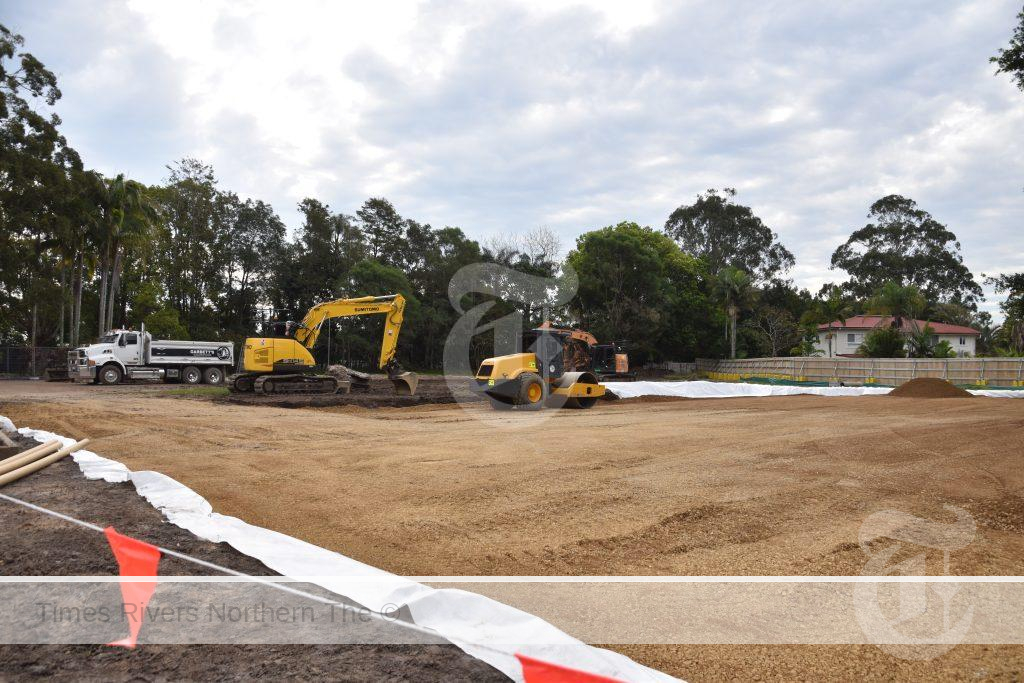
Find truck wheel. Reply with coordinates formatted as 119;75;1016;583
516;373;546;410
98;364;123;385
203;367;224;385
182;366;203;385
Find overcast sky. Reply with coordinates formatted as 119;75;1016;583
7;0;1024;316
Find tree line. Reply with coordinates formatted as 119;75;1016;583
3;17;1024;370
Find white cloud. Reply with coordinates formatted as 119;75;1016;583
6;0;1024;317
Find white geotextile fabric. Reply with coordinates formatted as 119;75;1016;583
603;380;1024;400
603;380;891;399
2;417;677;683
969;389;1024;398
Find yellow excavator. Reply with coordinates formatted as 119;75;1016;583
228;294;418;396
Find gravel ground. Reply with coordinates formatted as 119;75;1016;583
3;380;1024;680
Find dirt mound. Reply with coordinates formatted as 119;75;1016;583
889;377;973;398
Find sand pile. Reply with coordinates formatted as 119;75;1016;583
890;377;973;398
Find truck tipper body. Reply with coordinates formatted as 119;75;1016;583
69;326;234;385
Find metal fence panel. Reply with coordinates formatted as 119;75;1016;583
644;362;697;375
0;347;66;378
696;356;1024;387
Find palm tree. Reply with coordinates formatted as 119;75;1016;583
1000;319;1024;355
714;266;754;359
906;323;938;358
866;282;928;357
95;175;160;333
867;282;926;332
818;285;852;358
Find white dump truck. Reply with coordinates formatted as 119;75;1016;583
68;326;235;385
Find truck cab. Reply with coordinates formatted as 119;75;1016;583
69;326;234;385
69;329;141;383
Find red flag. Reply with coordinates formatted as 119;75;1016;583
104;526;161;648
516;653;626;683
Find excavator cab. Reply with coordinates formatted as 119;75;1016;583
590;341;632;379
522;327;630;380
267;320;307;339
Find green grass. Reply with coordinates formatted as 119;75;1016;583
165;386;230;398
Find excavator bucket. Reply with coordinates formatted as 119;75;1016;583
391;371;419;396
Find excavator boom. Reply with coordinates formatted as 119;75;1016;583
294;294;406;371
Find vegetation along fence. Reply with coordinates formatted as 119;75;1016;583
643;361;697;375
695;357;1024;388
0;347;66;378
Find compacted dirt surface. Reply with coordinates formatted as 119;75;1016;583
222;375;482;409
2;379;1023;680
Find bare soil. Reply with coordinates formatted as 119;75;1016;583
890;378;975;399
0;431;504;682
2;380;1024;680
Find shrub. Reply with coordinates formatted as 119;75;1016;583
932;340;956;358
859;326;906;357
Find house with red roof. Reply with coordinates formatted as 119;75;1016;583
815;315;979;358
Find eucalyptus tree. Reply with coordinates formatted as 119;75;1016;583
831;195;981;306
0;23;82;344
992;8;1024;92
665;188;794;282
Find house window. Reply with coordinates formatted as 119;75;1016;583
959;337;965;345
847;333;856;343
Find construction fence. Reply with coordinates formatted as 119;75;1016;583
0;347;66;378
695;356;1024;388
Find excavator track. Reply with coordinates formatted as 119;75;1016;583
253;374;339;395
228;373;257;393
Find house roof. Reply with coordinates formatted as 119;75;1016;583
817;315;979;336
